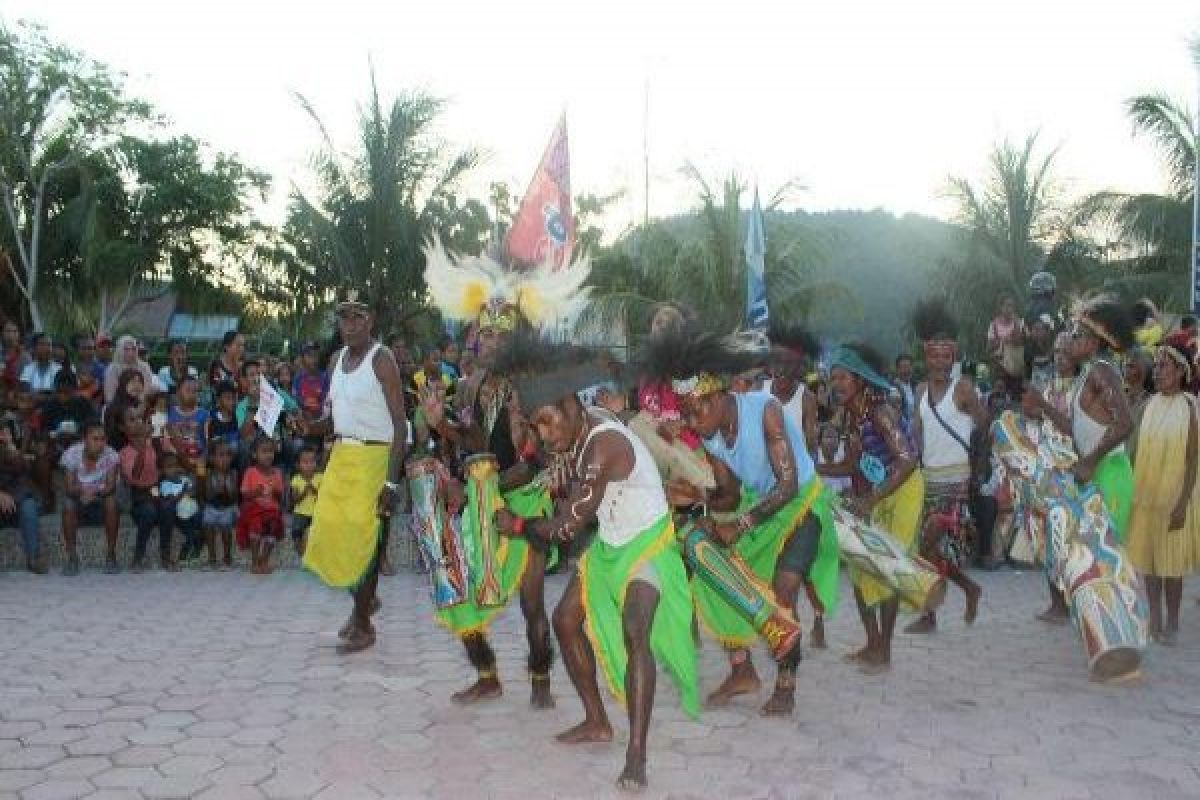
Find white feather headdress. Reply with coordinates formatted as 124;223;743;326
422;238;591;330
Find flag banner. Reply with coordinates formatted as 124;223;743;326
745;188;769;330
506;115;574;269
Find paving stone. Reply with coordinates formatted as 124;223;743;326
0;746;64;770
43;756;112;779
0;770;43;792
17;780;94;800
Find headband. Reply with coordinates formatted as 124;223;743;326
922;341;956;358
672;372;725;398
829;347;894;392
1158;345;1194;386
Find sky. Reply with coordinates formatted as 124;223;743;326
6;0;1199;235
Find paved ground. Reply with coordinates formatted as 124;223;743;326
1;566;1199;800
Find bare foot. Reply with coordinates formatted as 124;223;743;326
760;687;795;716
964;586;981;626
338;597;383;639
555;719;614;744
1035;606;1069;625
705;668;761;708
530;680;555;710
810;617;827;649
336;625;376;655
858;649;891;675
616;757;647;792
451;677;502;705
842;644;875;664
904;615;936;634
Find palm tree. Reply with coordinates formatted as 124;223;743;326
580;164;848;343
1072;82;1197;308
259;68;488;336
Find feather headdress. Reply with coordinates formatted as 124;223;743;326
1071;292;1134;352
422;238;591;331
768;323;820;365
910;298;959;342
636;324;758;398
493;328;613;411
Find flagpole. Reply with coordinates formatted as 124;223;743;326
643;78;650;229
1192;57;1200;312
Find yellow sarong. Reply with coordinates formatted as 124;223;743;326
1128;394;1200;577
854;470;925;608
303;442;391;588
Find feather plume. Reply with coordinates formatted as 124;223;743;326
494;328;611;411
635;324;759;384
910;298;959;341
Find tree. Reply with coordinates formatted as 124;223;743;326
580;164;847;343
945;132;1063;290
1071;79;1198;308
0;21;150;330
258;69;485;336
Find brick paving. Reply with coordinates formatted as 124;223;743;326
1;565;1198;799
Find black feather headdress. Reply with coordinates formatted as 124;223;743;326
1075;293;1134;352
493;329;613;412
635;324;759;397
911;298;959;342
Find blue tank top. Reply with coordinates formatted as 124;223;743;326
704;390;815;496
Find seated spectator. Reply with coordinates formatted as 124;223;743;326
120;414;174;573
1;319;31;405
150;394;169;448
159;452;200;564
72;334;107;409
5;382;52;510
440;338;462;381
166;376;209;475
292;342;328;420
236;360;298;456
156;340;198;398
20;333;61;396
288;446;322;556
237;437;284;575
988;294;1025;382
60;421;121;576
208;331;244;388
43;370;95;448
103;335;161;405
95;334;114;371
0;418;46;573
207;381;240;453
201;440;238;569
51;340;69;368
104;368;150;451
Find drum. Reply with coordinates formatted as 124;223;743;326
463;452;505;607
831;504;947;613
675;518;801;661
407;457;469;609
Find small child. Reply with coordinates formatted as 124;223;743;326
201;441;239;569
159;452;200;564
119;415;174;573
167;376;209;477
236;437;284;574
207;381;240;454
150;394;169;447
288;447;322;556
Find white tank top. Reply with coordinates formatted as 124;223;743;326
767;380;807;436
577;416;668;547
918;378;974;478
330;343;394;443
1070;361;1123;459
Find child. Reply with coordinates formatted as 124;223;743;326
816;423;852;496
206;381;240;455
201;441;239;569
119;413;175;573
159;452;200;564
150;394;169;448
988;294;1025;382
236;437;284;574
167;376;209;477
288;447;322;556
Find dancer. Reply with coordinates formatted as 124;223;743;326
828;344;924;673
495;336;697;791
1127;340;1200;645
1030;295;1135;541
301;289;409;654
419;239;590;708
643;327;839;714
906;300;985;633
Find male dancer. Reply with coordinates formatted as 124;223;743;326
419;240;589;708
301;289;409;654
496;339;697;791
906;300;986;633
644;328;839;715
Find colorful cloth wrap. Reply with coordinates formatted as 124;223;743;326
579;514;699;718
435;482;552;636
1092;450;1133;544
302;442;391;588
693;477;840;648
921;477;974;573
853;470;926;608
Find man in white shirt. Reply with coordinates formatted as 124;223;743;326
19;333;61;394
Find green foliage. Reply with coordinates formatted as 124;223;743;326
257;69;485;338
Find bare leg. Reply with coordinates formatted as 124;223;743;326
1163;576;1182;645
339;530;381;654
1144;574;1163;641
803;580;826;648
452;633;503;703
762;568;801;716
520;548;555;709
618;580;659;791
861;597;897;674
221;528;233;567
845;587;880;662
948;566;982;625
706;648;761;707
61;508;79;573
102;498;120;562
552;571;613;743
1036;577;1070;624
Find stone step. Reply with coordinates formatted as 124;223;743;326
0;512;422;572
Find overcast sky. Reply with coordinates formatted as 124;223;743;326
6;0;1199;234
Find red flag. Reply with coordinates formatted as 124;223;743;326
506;115;573;269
